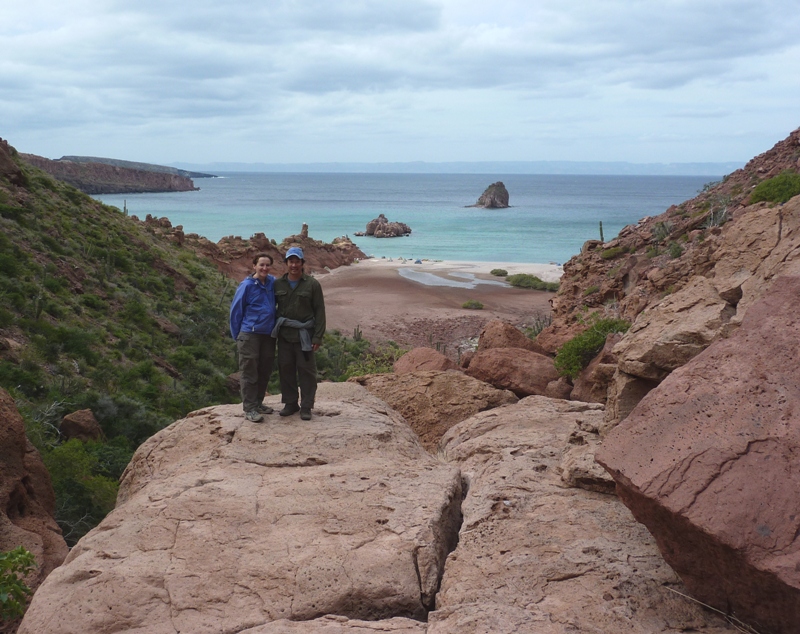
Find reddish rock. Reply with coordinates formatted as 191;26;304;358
465;348;560;398
458;350;474;369
351;370;517;451
393;347;458;374
365;214;411;238
470;181;509;209
475;320;545;354
597;276;800;634
0;388;68;616
60;409;104;442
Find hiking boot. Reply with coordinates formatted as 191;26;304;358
256;403;274;414
245;410;264;423
279;402;300;417
300;408;312;421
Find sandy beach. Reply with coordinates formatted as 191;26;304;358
319;258;561;357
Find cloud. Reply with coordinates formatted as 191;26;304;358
2;0;799;163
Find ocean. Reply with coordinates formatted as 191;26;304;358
95;173;716;265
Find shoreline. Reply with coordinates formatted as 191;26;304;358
319;256;557;357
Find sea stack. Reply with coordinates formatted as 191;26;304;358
472;181;509;208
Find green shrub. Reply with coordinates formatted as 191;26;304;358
668;241;684;259
506;273;559;292
599;246;625;260
582;285;599;297
0;546;36;621
651;221;673;243
554;318;631;379
489;268;508;276
462;299;484;309
81;294;106;310
749;172;800;204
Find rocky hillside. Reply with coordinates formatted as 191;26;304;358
19;153;198;194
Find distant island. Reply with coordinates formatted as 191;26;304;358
20;154;215;195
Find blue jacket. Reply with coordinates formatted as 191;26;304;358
229;275;276;339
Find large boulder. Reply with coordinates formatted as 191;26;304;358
0;389;68;610
59;409;104;441
597;276;800;634
475;320;545;354
429;396;734;633
393;348;458;374
351;370;517;451
465;348;562;398
19;384;462;633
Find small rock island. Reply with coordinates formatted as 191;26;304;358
355;213;411;238
469;181;510;208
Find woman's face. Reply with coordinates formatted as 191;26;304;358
253;257;271;282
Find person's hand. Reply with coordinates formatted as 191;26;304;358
312;343;320;352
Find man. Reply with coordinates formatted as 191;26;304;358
272;246;326;420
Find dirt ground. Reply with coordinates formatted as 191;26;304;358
318;259;558;360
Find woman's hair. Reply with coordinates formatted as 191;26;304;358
252;252;273;265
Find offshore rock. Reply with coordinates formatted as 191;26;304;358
351;370;517;451
430;396;735;633
19;384;462;634
470;182;509;208
365;214;412;238
597;276;800;634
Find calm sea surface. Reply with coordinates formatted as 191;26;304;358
95;173;715;264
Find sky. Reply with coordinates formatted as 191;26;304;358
2;0;799;167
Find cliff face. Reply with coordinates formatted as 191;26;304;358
19;153;198;194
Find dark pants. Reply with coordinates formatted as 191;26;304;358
277;339;318;409
237;333;275;412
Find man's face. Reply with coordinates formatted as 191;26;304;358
287;256;303;279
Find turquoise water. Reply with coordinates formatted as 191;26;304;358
96;173;714;264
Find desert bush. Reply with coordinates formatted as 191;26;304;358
506;273;559;292
462;299;484;309
554;318;630;379
651;221;673;243
668;241;684;259
490;268;508;276
523;312;552;339
582;285;599;297
599;246;625;260
749;172;800;204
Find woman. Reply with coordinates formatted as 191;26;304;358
229;253;277;422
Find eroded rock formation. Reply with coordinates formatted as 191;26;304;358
392;348;458;374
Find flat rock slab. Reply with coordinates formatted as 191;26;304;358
242;615;427;632
430;396;736;633
20;383;462;634
597;275;800;634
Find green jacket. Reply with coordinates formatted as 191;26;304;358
274;273;326;345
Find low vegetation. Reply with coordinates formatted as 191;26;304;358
749;171;800;204
554;318;631;379
0;547;35;621
506;273;559;292
489;268;508;276
461;299;484;309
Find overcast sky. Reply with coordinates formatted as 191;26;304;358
3;0;799;166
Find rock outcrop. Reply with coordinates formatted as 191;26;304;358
59;409;104;442
536;128;800;430
19;384;463;633
469;182;509;208
137;216;366;278
361;214;411;238
392;348;458;374
475;319;546;354
20;154;198;194
597;276;800;634
350;370;517;451
431;396;735;633
0;389;69;616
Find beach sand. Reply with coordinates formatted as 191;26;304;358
318;258;561;357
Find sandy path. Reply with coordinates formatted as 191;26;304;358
318;259;560;358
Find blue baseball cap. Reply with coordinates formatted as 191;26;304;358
285;246;305;261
